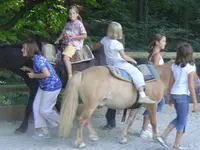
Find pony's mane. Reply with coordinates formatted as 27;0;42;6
0;43;22;48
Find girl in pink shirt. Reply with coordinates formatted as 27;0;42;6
55;5;87;79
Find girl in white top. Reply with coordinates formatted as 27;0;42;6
140;34;167;139
157;43;198;149
92;21;155;104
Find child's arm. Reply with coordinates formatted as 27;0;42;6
27;67;50;79
119;50;137;64
55;34;64;44
150;53;160;66
188;71;198;112
68;33;87;40
166;71;175;106
90;42;103;51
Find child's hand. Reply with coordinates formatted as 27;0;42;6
27;72;35;79
67;35;74;40
166;94;172;107
20;66;33;72
55;39;59;44
131;59;137;65
192;103;198;112
168;99;173;107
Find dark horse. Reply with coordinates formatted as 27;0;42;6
0;43;106;133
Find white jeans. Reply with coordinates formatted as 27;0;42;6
33;88;61;129
113;61;145;89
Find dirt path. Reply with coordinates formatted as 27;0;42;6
0;104;200;150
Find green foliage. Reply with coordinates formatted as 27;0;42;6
0;69;28;106
2;0;200;105
0;92;28;106
0;0;67;42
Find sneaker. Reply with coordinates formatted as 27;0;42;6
156;136;168;148
138;96;156;104
147;124;152;132
140;130;152;139
173;146;188;150
32;132;51;139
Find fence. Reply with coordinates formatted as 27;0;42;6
1;51;200;93
1;51;200;120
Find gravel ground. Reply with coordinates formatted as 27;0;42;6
0;104;200;150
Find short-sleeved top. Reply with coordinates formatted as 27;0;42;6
62;19;87;50
170;63;196;95
33;55;62;91
100;36;126;65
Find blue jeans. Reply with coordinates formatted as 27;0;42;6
170;94;189;131
143;97;165;116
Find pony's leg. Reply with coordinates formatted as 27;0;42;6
146;104;158;138
87;120;99;141
55;100;61;112
15;88;36;134
120;109;139;144
76;107;97;148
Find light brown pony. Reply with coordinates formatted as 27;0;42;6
58;62;172;148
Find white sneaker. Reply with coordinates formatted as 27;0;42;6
138;96;156;104
147;124;152;132
140;130;153;139
173;146;188;150
32;132;51;139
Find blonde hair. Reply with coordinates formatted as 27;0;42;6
107;21;123;39
23;41;41;58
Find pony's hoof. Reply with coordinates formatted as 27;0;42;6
119;137;127;144
75;141;86;149
89;134;99;141
97;105;103;109
14;127;27;134
14;122;28;134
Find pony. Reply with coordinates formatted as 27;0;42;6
58;62;172;148
0;43;106;134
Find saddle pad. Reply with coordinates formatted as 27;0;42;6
137;64;159;81
106;66;132;82
71;45;94;64
41;42;56;62
107;64;159;83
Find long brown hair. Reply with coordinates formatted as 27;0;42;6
148;34;165;53
23;40;41;58
175;42;195;67
67;5;82;22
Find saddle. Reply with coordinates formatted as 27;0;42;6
106;64;159;83
41;42;94;64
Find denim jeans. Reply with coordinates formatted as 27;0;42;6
170;94;189;131
143;97;165;116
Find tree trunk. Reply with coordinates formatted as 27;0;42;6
64;0;71;7
183;7;189;29
143;0;148;23
136;0;144;22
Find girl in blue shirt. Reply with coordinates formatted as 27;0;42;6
21;41;61;139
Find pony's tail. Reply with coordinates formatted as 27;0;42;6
58;72;82;137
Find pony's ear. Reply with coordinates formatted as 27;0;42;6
166;59;175;64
